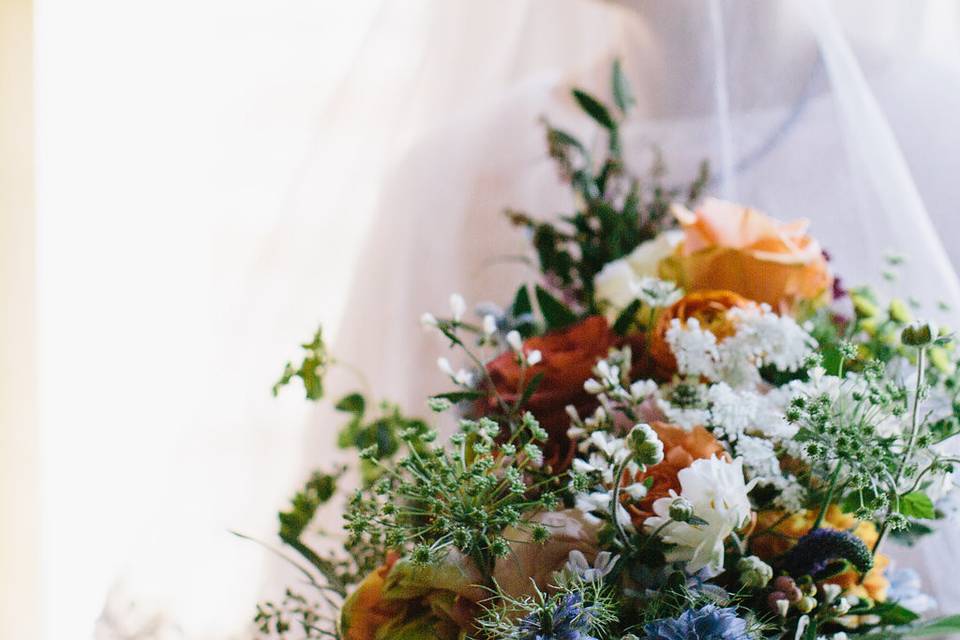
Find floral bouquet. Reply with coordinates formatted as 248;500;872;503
254;63;960;640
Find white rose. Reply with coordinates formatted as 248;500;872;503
593;259;638;321
625;230;683;277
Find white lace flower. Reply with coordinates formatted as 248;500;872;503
646;456;756;574
666;318;719;379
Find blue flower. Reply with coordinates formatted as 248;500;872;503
642;604;751;640
887;566;937;613
517;592;599;640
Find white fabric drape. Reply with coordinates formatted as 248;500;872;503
25;1;960;637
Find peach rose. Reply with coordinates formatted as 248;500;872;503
750;505;889;602
484;316;615;469
625;422;726;526
660;198;832;309
647;290;752;378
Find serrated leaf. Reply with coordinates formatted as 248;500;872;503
572;89;616;130
611;59;635;113
334;392;365;416
535;285;579;330
612;299;642;336
898;491;936;519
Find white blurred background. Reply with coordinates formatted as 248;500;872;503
4;1;960;639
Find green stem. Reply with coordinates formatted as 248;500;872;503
812;461;842;530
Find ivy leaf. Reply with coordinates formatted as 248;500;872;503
611;59;635;113
572;89;616;130
535;285;579;330
898;491;936;519
612;299;642;336
334;392;365;416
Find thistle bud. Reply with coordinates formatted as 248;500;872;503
737;556;773;589
902;321;935;347
627;423;664;466
668;497;695;523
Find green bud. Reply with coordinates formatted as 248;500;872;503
628;423;664;466
889;298;912;324
852;294;880;319
902;321;935;346
668;497;695;523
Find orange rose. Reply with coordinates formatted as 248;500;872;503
660;198;832;309
484;316;615;469
341;553;406;640
625;422;725;526
750;506;889;602
647;290;752;378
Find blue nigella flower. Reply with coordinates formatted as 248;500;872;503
516;592;599;640
642;604;752;640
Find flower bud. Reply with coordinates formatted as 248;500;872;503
831;597;852;616
797;596;817;614
889;298;912;324
627;423;664;466
737;556;773;589
668;497;695;523
902;321;935;346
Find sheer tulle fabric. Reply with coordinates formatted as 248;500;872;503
319;0;960;613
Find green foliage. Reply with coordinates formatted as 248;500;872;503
897;491;936;520
273;325;330;400
535;284;578;330
344;413;561;579
507;61;709;312
335;393;428;485
278;471;340;542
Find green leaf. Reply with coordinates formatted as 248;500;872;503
334;392;366;416
512;284;533;317
899;491;936;519
517;372;546;409
611;59;635;113
547;127;588;156
866;602;921;626
612;299;642;336
535;285;579;330
905;614;960;637
572;89;616;130
431;390;485;403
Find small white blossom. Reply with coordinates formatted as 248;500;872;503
437;357;455;377
420;312;438;328
506;330;523;352
526;349;542;366
482;314;497;337
449;293;466;322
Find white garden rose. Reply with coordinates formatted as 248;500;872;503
593;230;684;320
645;456;756;575
625;229;683;277
593;259;637;320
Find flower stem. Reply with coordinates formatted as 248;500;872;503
812;461;842;530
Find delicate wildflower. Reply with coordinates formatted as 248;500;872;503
449;293;466;322
564;550;619;583
642;604;751;640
